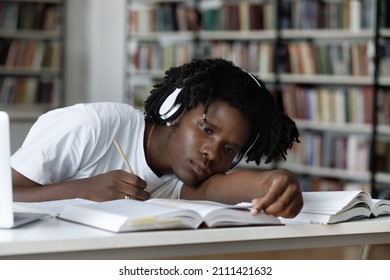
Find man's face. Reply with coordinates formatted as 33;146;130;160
167;100;251;186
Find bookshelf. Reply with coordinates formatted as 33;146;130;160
0;0;65;121
196;0;277;85
126;0;390;197
273;0;390;198
126;0;199;108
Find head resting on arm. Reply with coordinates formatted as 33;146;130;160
144;58;299;167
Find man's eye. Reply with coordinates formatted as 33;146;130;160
200;123;212;135
225;145;235;155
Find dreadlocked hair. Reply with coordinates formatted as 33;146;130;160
144;58;300;165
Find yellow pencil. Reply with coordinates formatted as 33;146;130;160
113;139;134;174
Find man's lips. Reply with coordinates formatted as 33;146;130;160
190;159;211;177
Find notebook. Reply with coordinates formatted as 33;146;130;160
0;111;48;228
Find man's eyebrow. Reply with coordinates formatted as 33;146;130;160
202;114;217;130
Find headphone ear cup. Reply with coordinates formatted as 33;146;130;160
159;88;183;122
229;134;259;170
230;152;244;170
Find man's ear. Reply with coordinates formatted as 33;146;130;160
167;112;183;127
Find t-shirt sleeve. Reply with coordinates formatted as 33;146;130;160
11;105;100;185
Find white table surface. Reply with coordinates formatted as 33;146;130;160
1;215;390;259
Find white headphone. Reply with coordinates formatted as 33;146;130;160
159;88;183;122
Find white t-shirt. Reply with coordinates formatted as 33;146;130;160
11;102;183;199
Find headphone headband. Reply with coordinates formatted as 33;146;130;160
230;70;262;169
243;70;262;88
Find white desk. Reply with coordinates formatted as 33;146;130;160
1;216;390;259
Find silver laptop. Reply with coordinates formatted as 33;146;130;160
0;111;47;228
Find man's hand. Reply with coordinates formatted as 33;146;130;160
181;168;303;219
249;169;303;218
85;170;150;201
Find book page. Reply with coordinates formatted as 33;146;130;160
371;199;390;217
67;199;198;219
148;199;250;218
59;199;203;232
13;198;96;217
148;199;280;227
300;191;371;215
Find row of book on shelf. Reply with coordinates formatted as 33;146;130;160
281;85;376;125
128;39;384;78
0;39;61;70
0;77;59;105
284;86;390;126
128;1;199;33
286;131;370;173
199;0;373;31
128;0;272;33
378;89;390;126
198;0;274;31
286;130;390;174
128;41;194;73
129;41;274;75
285;41;372;76
0;1;60;31
278;0;375;30
128;0;375;33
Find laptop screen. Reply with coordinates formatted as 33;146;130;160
0;111;15;227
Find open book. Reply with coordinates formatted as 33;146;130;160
281;190;390;224
37;198;280;232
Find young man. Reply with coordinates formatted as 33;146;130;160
11;58;302;218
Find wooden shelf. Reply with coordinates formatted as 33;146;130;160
295;120;373;135
0;67;61;77
0;30;61;40
129;31;195;41
279;74;374;86
198;30;276;41
280;29;375;40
